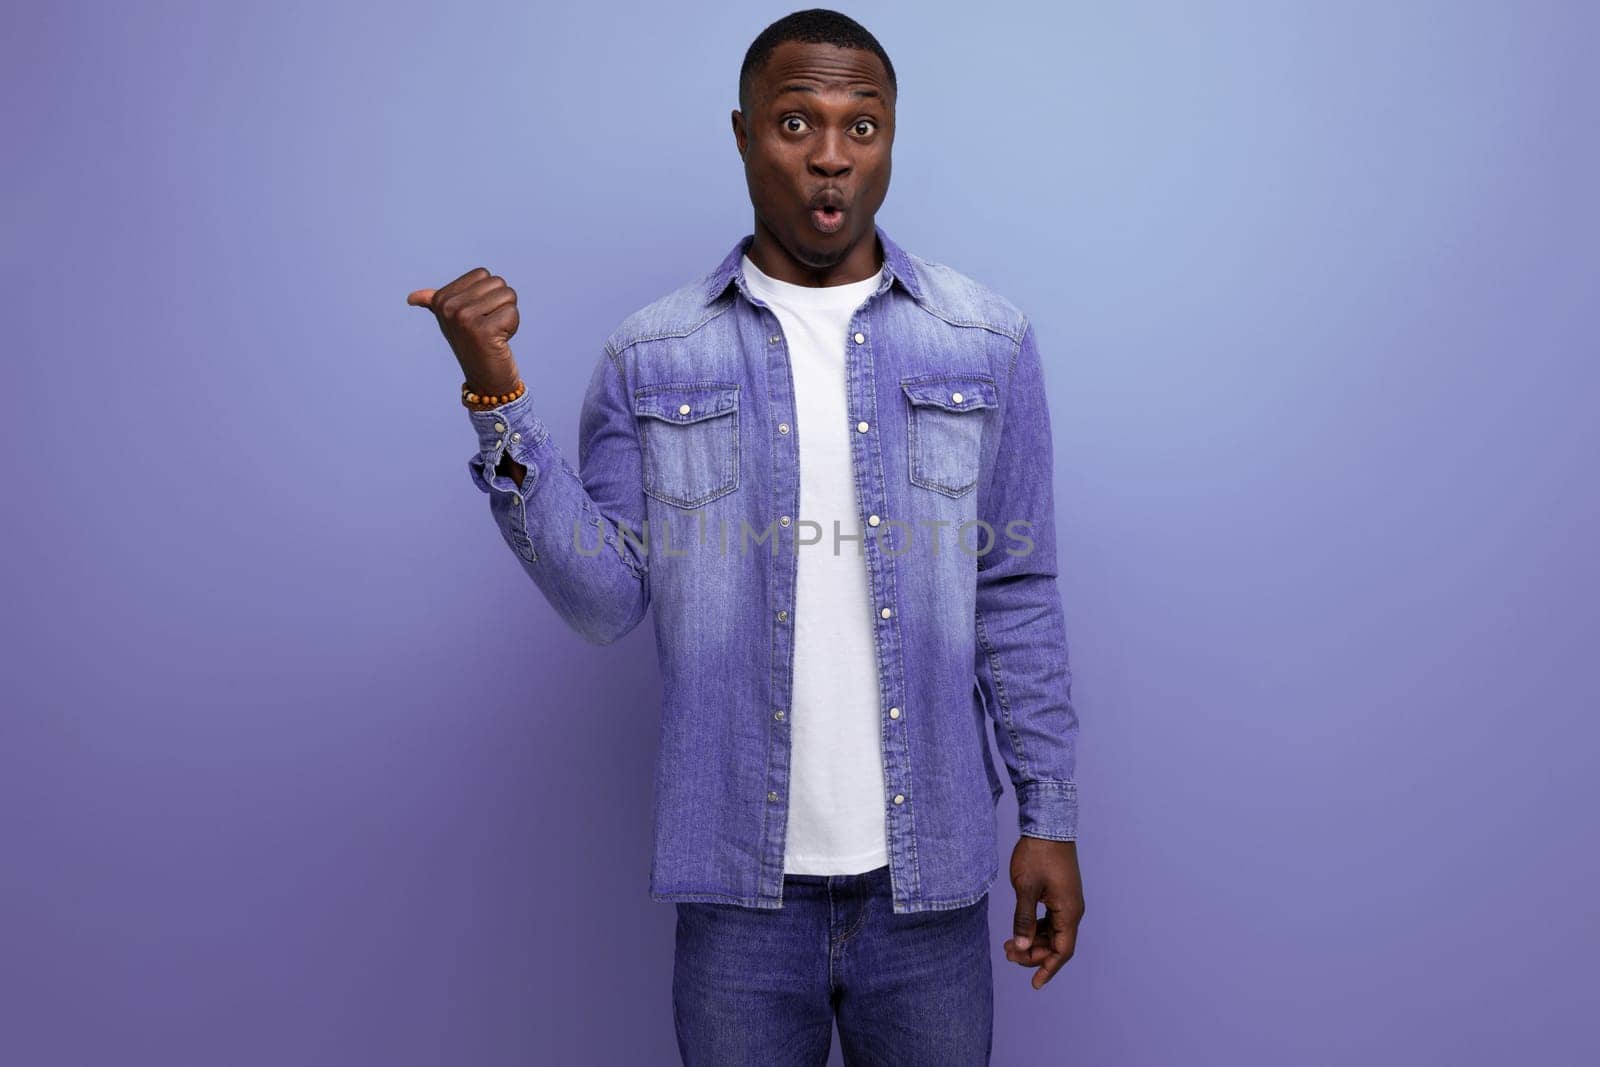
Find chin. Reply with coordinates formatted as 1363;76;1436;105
788;229;852;269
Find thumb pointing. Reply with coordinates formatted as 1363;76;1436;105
406;288;437;308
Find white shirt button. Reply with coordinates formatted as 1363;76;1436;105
856;420;869;433
779;422;790;434
769;791;779;802
769;334;781;344
777;609;788;622
510;431;521;443
880;606;892;619
853;332;865;344
774;709;785;721
951;391;963;404
780;515;791;526
493;421;506;432
889;706;900;719
893;794;905;805
493;438;503;448
867;514;880;527
678;403;691;415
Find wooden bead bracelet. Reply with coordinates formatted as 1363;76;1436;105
461;377;526;410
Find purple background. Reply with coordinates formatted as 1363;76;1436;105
4;2;1596;1063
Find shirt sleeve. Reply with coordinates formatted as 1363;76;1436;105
973;318;1081;841
464;344;651;645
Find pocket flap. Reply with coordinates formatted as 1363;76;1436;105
900;374;998;412
633;382;740;424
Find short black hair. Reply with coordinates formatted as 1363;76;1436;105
738;9;897;114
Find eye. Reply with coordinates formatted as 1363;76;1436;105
782;115;810;133
852;119;878;136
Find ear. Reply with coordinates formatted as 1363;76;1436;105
730;108;746;159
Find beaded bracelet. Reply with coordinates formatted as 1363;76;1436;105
461;377;526;410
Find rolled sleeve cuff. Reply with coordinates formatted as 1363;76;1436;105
1016;781;1079;842
465;390;550;497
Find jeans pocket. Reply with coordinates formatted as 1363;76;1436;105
633;381;741;508
901;373;998;497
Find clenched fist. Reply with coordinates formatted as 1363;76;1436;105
407;268;521;395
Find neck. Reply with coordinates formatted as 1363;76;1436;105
746;218;882;287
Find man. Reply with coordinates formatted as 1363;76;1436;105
407;9;1083;1064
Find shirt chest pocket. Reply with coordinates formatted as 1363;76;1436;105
633;382;741;508
900;373;999;498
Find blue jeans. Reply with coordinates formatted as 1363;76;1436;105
672;864;994;1065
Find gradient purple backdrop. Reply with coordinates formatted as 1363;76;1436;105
3;1;1596;1064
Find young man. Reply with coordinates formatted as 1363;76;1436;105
408;9;1083;1063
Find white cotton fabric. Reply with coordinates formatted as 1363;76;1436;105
741;251;890;876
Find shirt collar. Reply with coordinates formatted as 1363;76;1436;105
702;221;923;306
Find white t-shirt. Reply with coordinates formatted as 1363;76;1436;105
741;252;890;876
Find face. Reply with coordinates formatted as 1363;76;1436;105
732;40;895;275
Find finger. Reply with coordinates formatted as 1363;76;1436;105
1005;912;1054;966
1007;935;1052;962
1051;905;1080;963
1011;881;1043;952
1005;940;1051;966
480;304;518;350
1031;904;1080;989
406;288;437;307
1046;884;1085;957
436;273;508;321
474;283;517;318
427;267;493;314
1033;942;1068;989
481;299;518;330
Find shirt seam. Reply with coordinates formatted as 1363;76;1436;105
974;602;1029;780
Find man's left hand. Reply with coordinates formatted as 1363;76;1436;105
1003;836;1084;990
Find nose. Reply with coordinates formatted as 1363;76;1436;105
808;127;852;178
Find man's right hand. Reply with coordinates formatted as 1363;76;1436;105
407;268;522;395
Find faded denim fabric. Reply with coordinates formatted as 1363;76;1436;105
464;224;1079;914
672;864;992;1064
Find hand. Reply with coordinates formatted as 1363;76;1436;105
407;267;521;395
1003;836;1084;990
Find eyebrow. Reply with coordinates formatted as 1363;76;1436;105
774;82;881;100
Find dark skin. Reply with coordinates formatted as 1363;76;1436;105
406;39;1084;988
731;39;890;287
1006;835;1086;989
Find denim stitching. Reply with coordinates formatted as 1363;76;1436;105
632;381;741;509
609;300;733;352
973;603;1028;780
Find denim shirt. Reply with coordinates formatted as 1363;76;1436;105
463;224;1080;913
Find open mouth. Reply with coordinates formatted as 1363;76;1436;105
809;204;845;234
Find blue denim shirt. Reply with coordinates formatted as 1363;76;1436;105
464;224;1079;913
